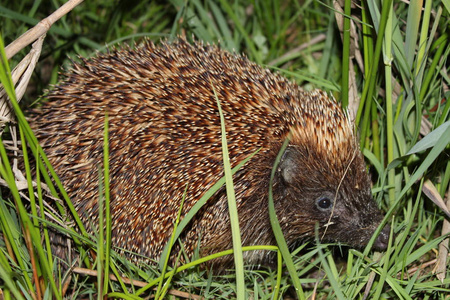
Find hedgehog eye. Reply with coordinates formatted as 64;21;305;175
316;196;333;211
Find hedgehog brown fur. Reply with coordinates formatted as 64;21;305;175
28;38;389;269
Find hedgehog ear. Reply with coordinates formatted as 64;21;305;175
279;146;297;185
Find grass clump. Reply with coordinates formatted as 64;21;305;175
0;0;449;299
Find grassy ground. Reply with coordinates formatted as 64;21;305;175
0;0;449;299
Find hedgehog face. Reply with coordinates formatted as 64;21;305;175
275;144;389;250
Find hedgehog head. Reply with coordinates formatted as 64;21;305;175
271;90;389;250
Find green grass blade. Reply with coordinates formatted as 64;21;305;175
340;0;351;108
404;0;423;70
214;81;245;299
384;0;395;204
102;114;112;296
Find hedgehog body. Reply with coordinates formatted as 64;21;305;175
29;39;388;268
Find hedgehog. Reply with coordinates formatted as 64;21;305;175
28;38;389;269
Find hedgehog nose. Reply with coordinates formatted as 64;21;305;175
374;225;391;251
